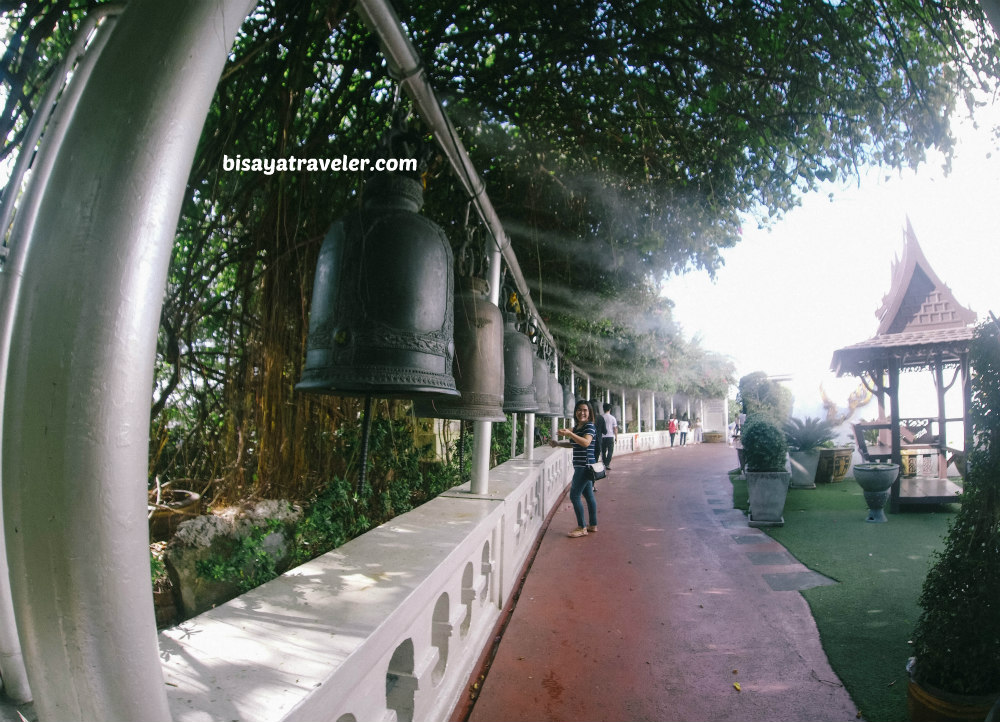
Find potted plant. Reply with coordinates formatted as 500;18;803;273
908;324;1000;721
741;416;791;527
148;481;202;542
783;416;835;489
816;442;855;483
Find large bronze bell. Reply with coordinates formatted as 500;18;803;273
413;277;506;422
550;371;564;417
501;313;538;413
562;382;576;417
532;354;555;418
296;174;459;399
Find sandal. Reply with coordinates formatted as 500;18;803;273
567;527;588;538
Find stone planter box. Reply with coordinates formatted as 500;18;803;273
789;449;821;489
746;470;791;527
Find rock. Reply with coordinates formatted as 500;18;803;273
164;500;302;621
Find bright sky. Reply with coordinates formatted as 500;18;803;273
661;98;1000;420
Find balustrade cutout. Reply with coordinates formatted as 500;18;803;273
386;639;417;722
460;563;474;637
431;593;450;685
480;540;492;604
514;501;524;546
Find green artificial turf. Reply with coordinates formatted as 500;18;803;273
731;475;958;722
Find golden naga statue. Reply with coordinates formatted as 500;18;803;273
820;382;873;426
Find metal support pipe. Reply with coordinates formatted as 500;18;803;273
0;5;125;251
525;413;535;460
551;355;560;437
621;388;627;433
354;0;560;355
1;1;253;719
0;7;122;705
510;413;518;458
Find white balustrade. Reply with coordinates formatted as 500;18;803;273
160;433;669;722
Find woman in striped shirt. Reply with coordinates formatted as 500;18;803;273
549;399;598;537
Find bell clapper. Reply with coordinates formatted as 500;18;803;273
358;393;374;493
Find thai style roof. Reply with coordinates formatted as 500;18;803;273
831;219;976;376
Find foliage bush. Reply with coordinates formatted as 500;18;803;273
196;518;285;594
290;415;470;567
737;372;793;425
741;416;788;472
184;412;473;592
783;416;836;452
910;323;1000;695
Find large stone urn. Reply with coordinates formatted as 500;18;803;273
853;463;899;522
746;471;791;527
789;449;821;489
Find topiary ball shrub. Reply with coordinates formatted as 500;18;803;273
741;416;788;472
910;322;1000;697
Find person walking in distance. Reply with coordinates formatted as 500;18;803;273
679;414;690;446
549;400;598;537
668;415;678;447
600;402;618;469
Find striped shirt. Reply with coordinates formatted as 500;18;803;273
572;421;597;467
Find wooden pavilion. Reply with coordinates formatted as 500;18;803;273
830;220;974;512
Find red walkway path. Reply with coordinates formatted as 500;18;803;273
455;442;859;722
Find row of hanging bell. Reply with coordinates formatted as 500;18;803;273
412;277;506;422
295;169;567;422
415;287;569;421
531;355;560;418
501;312;538;413
563;382;576;417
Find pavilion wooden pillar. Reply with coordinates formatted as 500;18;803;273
933;357;949;479
888;357;903;513
962;351;973;469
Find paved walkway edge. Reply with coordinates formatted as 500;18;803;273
448;484;572;722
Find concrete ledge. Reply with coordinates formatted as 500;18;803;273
159;434;667;722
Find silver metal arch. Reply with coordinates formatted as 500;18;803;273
1;0;254;719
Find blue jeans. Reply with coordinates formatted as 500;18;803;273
569;465;597;528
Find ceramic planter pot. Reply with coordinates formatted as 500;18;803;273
746;470;790;527
816;447;853;483
148;488;202;541
788;449;821;489
853;463;899;522
907;658;999;722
